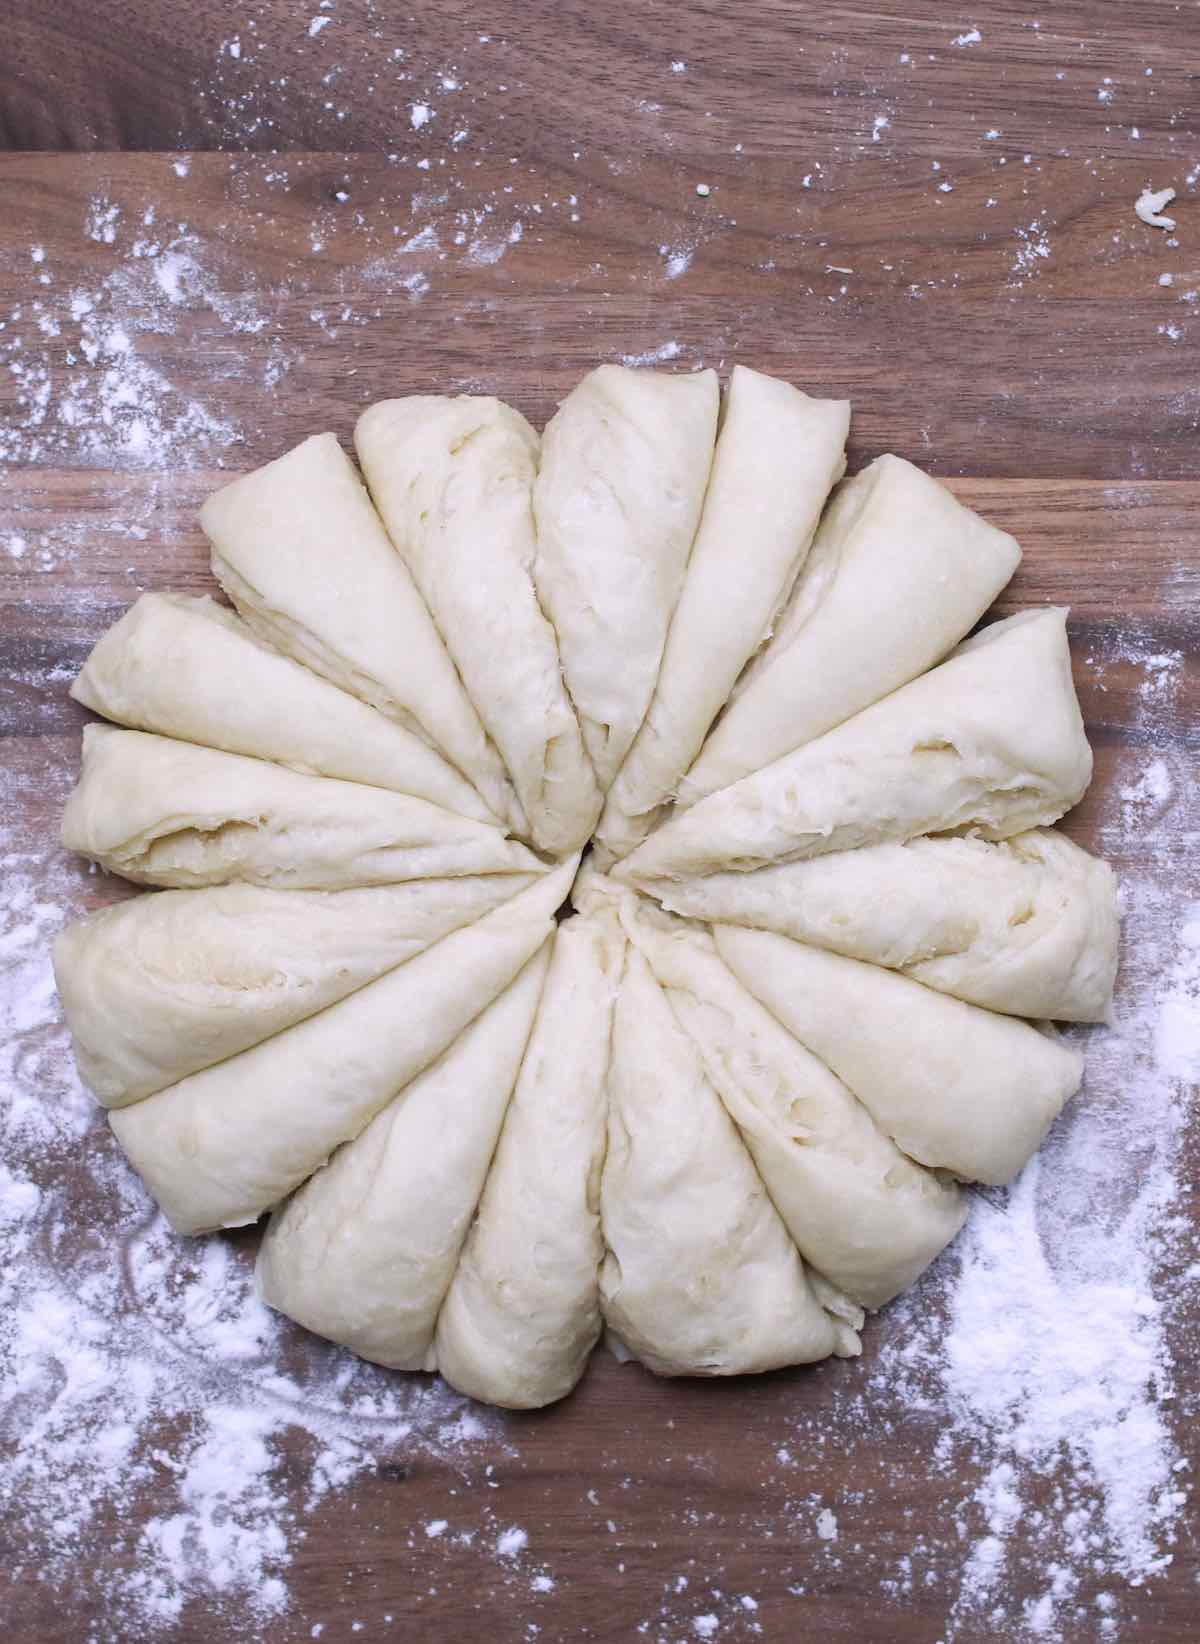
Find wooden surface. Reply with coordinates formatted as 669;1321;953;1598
2;4;1198;1641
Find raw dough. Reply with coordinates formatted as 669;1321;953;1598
600;945;862;1375
619;608;1092;882
71;592;493;820
532;365;719;791
202;432;521;829
256;944;550;1369
434;908;624;1408
594;367;849;862
679;455;1021;806
715;926;1084;1185
61;726;540;888
53;875;533;1108
109;858;576;1233
639;828;1118;1021
356;396;601;855
621;900;966;1308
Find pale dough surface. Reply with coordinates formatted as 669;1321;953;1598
532;365;719;792
715;926;1084;1185
356;396;601;856
600;945;861;1376
202;431;520;829
71;592;493;821
256;945;550;1369
61;726;540;889
109;859;576;1233
619;609;1092;882
594;367;849;862
642;829;1118;1022
53;875;532;1108
679;454;1021;806
621;898;966;1309
434;908;624;1408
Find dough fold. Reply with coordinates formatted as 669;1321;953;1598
109;858;577;1233
600;944;862;1377
61;726;540;889
594;368;849;862
532;365;719;791
434;907;624;1408
53;875;533;1108
71;593;492;820
256;944;550;1369
714;927;1084;1185
356;396;601;856
618;608;1092;882
620;901;966;1308
679;454;1021;806
201;432;520;829
640;829;1118;1022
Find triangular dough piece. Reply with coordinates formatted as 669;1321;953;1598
356;397;601;856
201;432;520;829
679;454;1021;806
54;875;534;1108
621;903;966;1309
257;943;551;1369
71;593;493;820
618;608;1092;883
532;365;719;792
594;368;849;862
714;927;1084;1186
434;908;624;1409
61;726;540;889
109;857;577;1233
641;829;1118;1022
599;945;861;1377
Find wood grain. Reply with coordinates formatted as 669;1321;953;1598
2;4;1198;1642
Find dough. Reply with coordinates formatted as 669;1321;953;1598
71;592;493;821
356;397;601;855
715;927;1084;1185
202;432;520;829
532;365;719;791
53;875;533;1108
434;908;624;1408
109;858;576;1234
601;945;862;1376
594;368;849;862
618;608;1092;882
679;455;1021;806
640;829;1118;1022
621;901;966;1308
61;726;540;889
256;944;550;1369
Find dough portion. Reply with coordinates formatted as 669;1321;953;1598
594;368;849;862
202;432;520;829
356;396;601;856
715;927;1084;1185
434;908;624;1408
61;726;540;889
109;858;576;1234
53;875;533;1108
621;903;966;1309
641;829;1118;1022
532;365;720;791
257;944;550;1369
679;455;1021;806
71;592;492;821
618;608;1092;882
601;944;861;1378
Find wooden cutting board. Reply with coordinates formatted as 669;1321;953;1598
2;5;1197;1641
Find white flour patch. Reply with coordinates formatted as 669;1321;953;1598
0;847;505;1635
619;341;684;366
